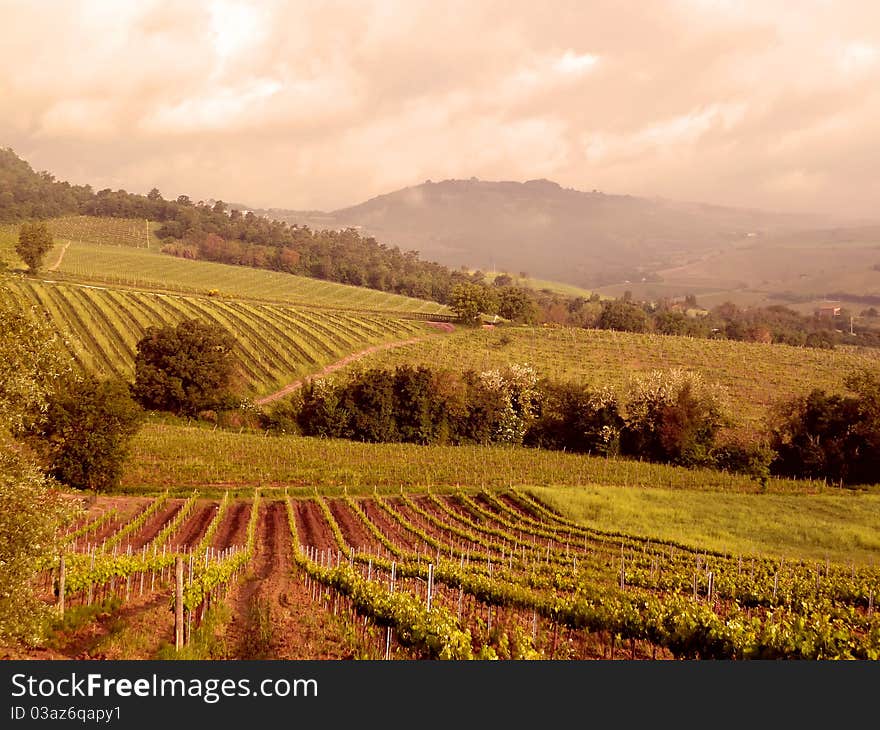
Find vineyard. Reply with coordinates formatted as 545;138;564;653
30;491;880;660
45;216;159;249
0;278;429;396
327;326;880;431
53;240;449;313
0;215;450;313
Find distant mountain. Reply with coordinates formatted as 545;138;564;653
254;178;825;288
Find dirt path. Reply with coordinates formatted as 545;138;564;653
48;240;71;272
255;322;454;405
221;501;354;659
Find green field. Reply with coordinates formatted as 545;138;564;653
303;325;880;433
119;421;880;564
51;243;450;313
522;276;598;299
0;277;429;396
530;485;880;565
1;216;450;314
123;420;820;496
596;226;880;313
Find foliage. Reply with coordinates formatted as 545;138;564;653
15;221;54;273
0;443;79;644
0;296;74;434
622;369;730;466
30;374;143;492
769;368;880;485
598;300;649;333
496;286;539;324
525;380;623;455
132;319;240;416
0;295;79;645
449;282;497;322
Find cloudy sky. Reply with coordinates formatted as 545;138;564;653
2;0;879;217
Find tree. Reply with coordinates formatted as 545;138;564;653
769;368;880;485
526;381;622;455
497;287;539;324
597;300;649;333
15;221;54;273
393;366;436;443
132;319;240;416
449;282;496;323
0;296;79;645
32;375;143;492
769;390;858;483
622;369;729;465
342;368;398;442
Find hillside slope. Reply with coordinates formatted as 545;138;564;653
258;178;820;288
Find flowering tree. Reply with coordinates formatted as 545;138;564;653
622;369;729;466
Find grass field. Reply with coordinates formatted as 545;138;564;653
0;277;430;396
305;325;880;433
122;420;836;496
529;485;880;565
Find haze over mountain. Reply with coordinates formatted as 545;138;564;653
251;178;828;289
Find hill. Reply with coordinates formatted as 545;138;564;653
283;325;880;437
256;177;822;289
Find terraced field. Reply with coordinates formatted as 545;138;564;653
0;278;430;396
28;491;880;660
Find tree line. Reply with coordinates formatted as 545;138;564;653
263;362;880;487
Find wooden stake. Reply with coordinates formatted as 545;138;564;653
174;557;184;650
57;555;66;616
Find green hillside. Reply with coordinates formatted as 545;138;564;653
1;216;451;314
300;325;880;433
0;277;428;397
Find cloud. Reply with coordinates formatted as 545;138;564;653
0;0;878;217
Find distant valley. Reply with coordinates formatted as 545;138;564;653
250;178;880;311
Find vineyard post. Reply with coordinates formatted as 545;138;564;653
868;591;874;618
57;554;66;616
390;562;396;594
140;545;146;596
174;556;184;650
426;564;434;611
87;548;95;605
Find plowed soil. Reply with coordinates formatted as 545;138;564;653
127;501;182;550
360;500;421;552
212;501;251;550
221;501;354;659
172;502;218;548
293;501;339;551
327;499;376;551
